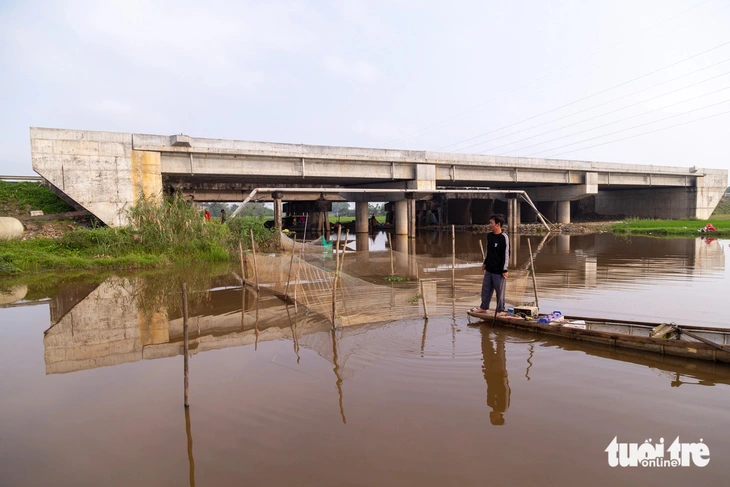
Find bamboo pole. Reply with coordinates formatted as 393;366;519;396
413;238;419;280
182;283;190;407
239;239;247;330
451;224;456;289
250;229;260;291
479;240;485;260
255;292;260;350
419;279;429;320
527;238;540;310
302;214;309;244
387;232;394;275
338;230;350;275
332;225;342;327
284;235;297;300
238;239;246;284
337;230;349;307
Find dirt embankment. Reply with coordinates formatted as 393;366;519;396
18;217;93;240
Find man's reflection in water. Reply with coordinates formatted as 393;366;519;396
480;327;510;425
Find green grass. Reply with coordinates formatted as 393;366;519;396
0;193;279;275
0;180;74;215
329;215;385;223
611;216;730;236
711;193;730;216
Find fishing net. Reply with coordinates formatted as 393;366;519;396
247;233;534;327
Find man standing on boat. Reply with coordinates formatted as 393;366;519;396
474;214;509;315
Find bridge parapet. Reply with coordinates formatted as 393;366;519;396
30;127;727;226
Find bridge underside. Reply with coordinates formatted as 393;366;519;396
30;128;728;231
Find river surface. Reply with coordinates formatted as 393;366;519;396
1;232;729;486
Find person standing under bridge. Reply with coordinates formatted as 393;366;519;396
473;214;509;315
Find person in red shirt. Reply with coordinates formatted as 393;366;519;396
204;209;211;222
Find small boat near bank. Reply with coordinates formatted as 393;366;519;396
466;311;730;364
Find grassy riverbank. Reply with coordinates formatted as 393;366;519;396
0;193;276;275
611;215;730;237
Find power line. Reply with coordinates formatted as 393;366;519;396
543;109;730;158
492;82;730;155
389;0;719;145
524;98;730;157
438;39;730;153
447;61;730;153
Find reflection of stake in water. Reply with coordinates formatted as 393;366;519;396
182;283;190;408
525;343;534;381
184;407;196;487
286;306;301;364
331;328;346;424
480;328;510;426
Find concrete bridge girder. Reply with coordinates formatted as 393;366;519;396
30;127;728;227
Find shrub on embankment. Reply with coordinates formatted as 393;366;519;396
0;193;277;274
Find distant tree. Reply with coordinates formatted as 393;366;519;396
235;203;274;217
368;203;385;216
332;202;355;218
208;202;226;218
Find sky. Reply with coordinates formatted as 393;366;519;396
1;0;729;177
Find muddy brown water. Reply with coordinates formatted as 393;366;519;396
1;233;729;486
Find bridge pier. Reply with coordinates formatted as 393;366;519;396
395;200;408;235
355;201;369;233
408;196;416;238
356;233;369;251
273;192;283;235
507;196;519;234
557;200;570;224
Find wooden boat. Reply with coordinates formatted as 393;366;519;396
466;311;730;364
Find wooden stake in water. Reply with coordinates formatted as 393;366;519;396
285;235;297;301
332;225;342;327
250;229;260;291
451;224;456;289
419;279;429;320
527;238;540;310
239;238;247;331
338;230;350;274
302;214;309;244
387;232;394;275
182;282;190;407
238;239;246;284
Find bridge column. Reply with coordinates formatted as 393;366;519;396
507;196;519;234
557;235;570;253
407;195;416;238
355;233;369;251
355;201;369;233
273;192;283;235
395;200;408;235
557;200;570;224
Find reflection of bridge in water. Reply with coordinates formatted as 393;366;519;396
41;233;726;377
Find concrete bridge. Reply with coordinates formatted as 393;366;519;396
30;127;727;232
